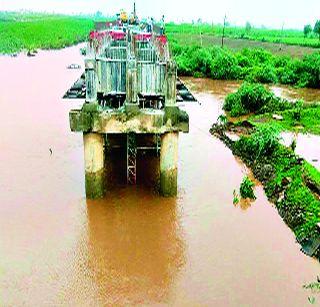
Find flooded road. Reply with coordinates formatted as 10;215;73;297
0;50;319;306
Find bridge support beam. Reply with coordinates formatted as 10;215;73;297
160;132;179;196
83;132;105;199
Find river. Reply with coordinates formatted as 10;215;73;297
0;47;319;306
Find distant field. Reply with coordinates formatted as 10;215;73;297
169;33;318;58
0;12;94;54
166;23;320;50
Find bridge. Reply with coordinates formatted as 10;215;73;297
69;20;189;198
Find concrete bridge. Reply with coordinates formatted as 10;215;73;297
69;22;189;198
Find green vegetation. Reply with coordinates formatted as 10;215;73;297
223;82;320;135
171;44;320;88
0;12;94;54
239;176;256;199
304;25;312;38
166;23;320;48
236;124;281;160
223;83;298;116
251;103;320;135
233;190;240;204
314;20;320;41
231;127;320;242
211;82;320;251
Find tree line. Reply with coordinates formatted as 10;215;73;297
304;20;320;39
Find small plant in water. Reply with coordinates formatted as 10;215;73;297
303;278;320;304
240;176;256;200
233;189;240;204
290;138;297;151
217;114;228;126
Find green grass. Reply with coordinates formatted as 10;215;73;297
231;127;320;241
0;12;94;54
250;104;320;135
224;82;320;134
266;146;320;239
166;23;320;49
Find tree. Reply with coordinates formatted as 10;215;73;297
245;21;252;33
314;20;320;41
303;24;312;38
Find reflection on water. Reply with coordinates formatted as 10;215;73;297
85;188;185;305
0;50;319;306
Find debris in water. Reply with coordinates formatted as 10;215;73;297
67;64;81;69
272;114;283;120
27;50;36;57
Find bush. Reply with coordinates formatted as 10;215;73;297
245;64;278;83
223;82;301;116
171;40;320;89
235;124;281;160
223;82;275;116
210;51;240;79
240;176;256;199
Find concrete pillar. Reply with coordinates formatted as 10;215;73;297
125;57;139;113
160;132;179;196
83;133;105;199
165;60;177;107
85;59;97;103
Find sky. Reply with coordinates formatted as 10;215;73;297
1;0;319;29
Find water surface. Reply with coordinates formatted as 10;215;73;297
0;51;319;306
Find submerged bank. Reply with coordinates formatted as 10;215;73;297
210;81;320;260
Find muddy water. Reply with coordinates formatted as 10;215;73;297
0;51;319;306
184;77;320;104
281;133;320;169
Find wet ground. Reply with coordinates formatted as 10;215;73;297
0;48;319;306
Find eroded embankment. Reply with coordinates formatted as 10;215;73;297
211;121;320;259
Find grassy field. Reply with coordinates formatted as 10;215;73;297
169;33;318;58
0;12;94;54
166;23;320;50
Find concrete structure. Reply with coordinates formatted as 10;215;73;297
69;19;189;198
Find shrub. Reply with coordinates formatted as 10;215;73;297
245;65;278;83
240;176;256;199
210;51;240;79
170;38;320;89
235;124;281;160
223;82;275;116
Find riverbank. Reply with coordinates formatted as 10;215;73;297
210;83;320;260
250;104;320;135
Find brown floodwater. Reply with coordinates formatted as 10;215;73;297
281;132;320;170
184;77;320;104
0;50;319;306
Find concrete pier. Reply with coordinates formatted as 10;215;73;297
160;132;179;196
83;133;105;198
69;20;189;199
